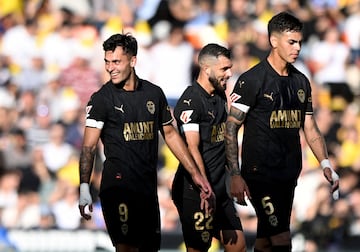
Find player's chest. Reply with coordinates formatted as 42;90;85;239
258;76;307;110
198;96;227;125
109;92;159;122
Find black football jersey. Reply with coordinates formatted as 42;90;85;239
230;60;313;181
174;81;228;198
85;78;173;194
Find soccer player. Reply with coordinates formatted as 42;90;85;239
225;12;340;252
172;43;247;252
78;33;214;252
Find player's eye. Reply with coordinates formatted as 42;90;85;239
289;40;302;46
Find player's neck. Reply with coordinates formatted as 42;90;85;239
267;52;289;76
122;70;137;91
197;74;215;96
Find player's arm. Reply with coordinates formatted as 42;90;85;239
182;129;216;214
79;127;101;220
225;106;245;175
183;130;207;178
303;114;339;199
162;124;213;199
225;106;251;205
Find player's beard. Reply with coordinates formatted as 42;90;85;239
209;76;226;94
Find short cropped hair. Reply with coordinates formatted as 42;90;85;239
198;43;231;65
102;33;138;57
268;12;303;36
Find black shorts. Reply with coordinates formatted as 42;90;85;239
246;178;296;238
173;179;243;251
99;187;161;250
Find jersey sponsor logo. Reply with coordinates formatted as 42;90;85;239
180;110;193;123
146;101;155;114
264;92;274;101
183;99;192;106
230;93;241;103
269;110;301;129
114;105;124;113
297;89;305;103
211;122;225;143
86;105;92;118
123;121;155;141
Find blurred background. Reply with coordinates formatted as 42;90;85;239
0;0;359;251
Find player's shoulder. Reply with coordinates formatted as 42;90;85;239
180;84;197;98
139;78;164;92
237;60;265;84
176;85;203;107
89;81;112;101
289;64;310;81
235;60;266;89
242;60;267;78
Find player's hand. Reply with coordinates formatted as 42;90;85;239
79;183;93;220
230;175;251;206
323;167;340;200
200;191;216;216
192;172;213;199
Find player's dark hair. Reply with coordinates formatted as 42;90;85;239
103;33;138;56
268;12;303;36
198;43;231;62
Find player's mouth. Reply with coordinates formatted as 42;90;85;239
289;54;298;62
221;78;229;85
111;72;119;78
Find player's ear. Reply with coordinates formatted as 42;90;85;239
205;67;210;75
130;56;136;67
270;34;277;48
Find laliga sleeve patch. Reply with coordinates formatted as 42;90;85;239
230;93;241;103
180;110;193;124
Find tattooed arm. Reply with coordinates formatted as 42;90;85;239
225;106;251;205
79;127;101;220
225;106;246;175
303;114;328;162
303;114;339;198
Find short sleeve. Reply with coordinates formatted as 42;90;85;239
230;76;259;113
174;88;201;132
158;87;174;126
85;92;107;129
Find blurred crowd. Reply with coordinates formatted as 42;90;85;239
0;0;359;251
